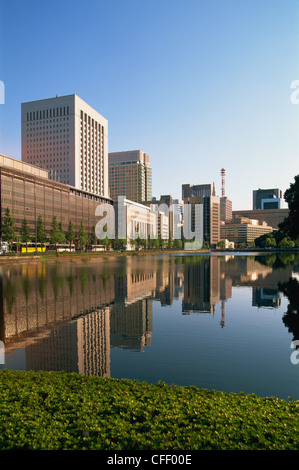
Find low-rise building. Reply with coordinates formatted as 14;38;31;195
232;209;289;229
0;153;112;242
220;217;273;244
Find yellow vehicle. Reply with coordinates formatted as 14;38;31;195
21;243;46;253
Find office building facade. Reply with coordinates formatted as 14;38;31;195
109;150;152;203
0;153;112;241
21;94;108;198
182;183;216;199
253;188;282;210
220;217;273;244
183;194;220;246
232;208;289;229
220;196;232;222
182;184;220;246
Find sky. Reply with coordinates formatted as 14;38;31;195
0;0;298;210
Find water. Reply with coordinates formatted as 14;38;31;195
1;252;299;400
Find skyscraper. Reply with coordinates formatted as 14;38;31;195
108;150;152;203
21;94;108;198
182;184;220;247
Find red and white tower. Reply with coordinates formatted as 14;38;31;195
221;168;226;197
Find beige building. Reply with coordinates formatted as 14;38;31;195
220;217;273;244
109;150;152;203
232;209;289;229
220;196;232;222
21;94;109;198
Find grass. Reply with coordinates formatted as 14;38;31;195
0;370;298;450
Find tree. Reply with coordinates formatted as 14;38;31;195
89;225;96;246
279;175;299;239
2;208;16;249
217;240;225;249
265;237;276;248
150;238;159;250
167;238;173;250
58;222;66;244
279;237;295;249
36;215;47;244
20;218;31;251
173;239;183;250
50;216;65;248
66;220;75;245
136;236;143;251
79;221;88;250
103;235;110;251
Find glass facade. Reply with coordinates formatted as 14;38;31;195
0;166;112;240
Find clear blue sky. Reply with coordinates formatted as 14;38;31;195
0;0;298;209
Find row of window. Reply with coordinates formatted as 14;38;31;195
80;111;105;131
26;107;70;121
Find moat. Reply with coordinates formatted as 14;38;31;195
1;252;299;400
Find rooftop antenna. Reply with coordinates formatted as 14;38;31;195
221;168;226;197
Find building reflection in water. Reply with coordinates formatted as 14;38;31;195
0;254;295;376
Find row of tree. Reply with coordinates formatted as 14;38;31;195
1;208;93;250
0;208;188;252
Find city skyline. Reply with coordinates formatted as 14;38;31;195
0;0;298;210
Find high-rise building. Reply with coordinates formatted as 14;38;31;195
220;197;232;222
253;188;282;210
182;184;220;247
108;150;152;203
182;183;216;199
21;94;108;198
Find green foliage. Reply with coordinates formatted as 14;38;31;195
79;221;88;250
173;239;183;250
89;226;96;246
50;216;65;245
2;207;16;244
265;237;276;248
255;230;295;249
36;215;47;244
279;174;299;239
0;370;298;450
20;218;31;244
58;222;66;243
66;220;75;244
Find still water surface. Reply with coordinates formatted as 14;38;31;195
1;252;299;400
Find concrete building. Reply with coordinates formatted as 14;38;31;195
220;196;232;222
253;188;283;210
220;217;273;244
0;153;112;241
21;94;109;198
182;183;216;199
232;208;289;229
114;196;157;250
182;184;220;246
108;150;152;203
142;195;176;240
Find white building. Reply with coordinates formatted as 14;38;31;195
21;94;108;198
112;196;171;250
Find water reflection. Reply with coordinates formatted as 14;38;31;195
0;253;299;397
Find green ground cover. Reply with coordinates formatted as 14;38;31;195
0;370;298;450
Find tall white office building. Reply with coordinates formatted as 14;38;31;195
21;94;108;197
